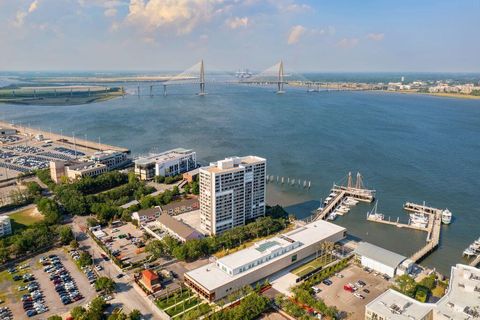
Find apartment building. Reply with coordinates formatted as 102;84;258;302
199;156;266;235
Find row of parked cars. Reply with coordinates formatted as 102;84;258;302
343;279;368;299
20;277;48;317
0;307;13;320
41;254;84;306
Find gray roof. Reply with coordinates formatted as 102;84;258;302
354;242;406;268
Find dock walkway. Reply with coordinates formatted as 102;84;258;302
469;254;480;267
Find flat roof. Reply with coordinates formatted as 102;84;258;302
158;213;202;240
354;242;406;269
134;148;194;166
435;264;480;319
185;220;345;291
135;207;161;217
367;264;480;320
202;155;265;174
366;289;434;319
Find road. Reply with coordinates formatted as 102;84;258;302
72;216;165;319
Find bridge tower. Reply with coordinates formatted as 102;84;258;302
198;59;207;96
276;60;285;94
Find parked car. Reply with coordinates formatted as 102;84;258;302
322;279;332;286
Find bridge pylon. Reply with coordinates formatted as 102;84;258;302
276;60;285;94
198;59;207;96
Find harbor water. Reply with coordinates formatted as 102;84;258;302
1;82;480;274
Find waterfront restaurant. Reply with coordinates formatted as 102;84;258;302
184;220;346;301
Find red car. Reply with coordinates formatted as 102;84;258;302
343;285;354;292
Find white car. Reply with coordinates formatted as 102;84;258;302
95;265;103;271
354;292;365;299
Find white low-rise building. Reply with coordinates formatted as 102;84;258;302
134;148;196;180
185;219;346;301
365;264;480;320
0;215;12;237
354;242;410;278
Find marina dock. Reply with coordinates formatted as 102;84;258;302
313;172;375;221
367;201;443;264
469;254;480;267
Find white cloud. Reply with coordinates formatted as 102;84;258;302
287;25;306;45
28;0;39;13
312;25;335;36
126;0;223;35
225;16;249;29
104;8;118;17
336;38;359;48
279;3;311;13
367;33;384;41
13;0;40;27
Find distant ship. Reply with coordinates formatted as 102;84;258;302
235;69;253;79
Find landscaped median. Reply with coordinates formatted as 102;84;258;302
155;287;212;320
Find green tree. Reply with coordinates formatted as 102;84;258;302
70;239;79;249
36;197;62;225
145;240;165;258
78;252;93;267
71;306;87;320
128;309;142;320
58;225;74;244
95;276;116;294
395;274;417;297
47;316;63;320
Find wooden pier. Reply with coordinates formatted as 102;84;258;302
367;201;443;264
313;172;375;221
366;215;428;232
469;254;480;267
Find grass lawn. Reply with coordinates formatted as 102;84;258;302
291;254;336;277
8;207;44;232
156;289;192;310
431;285;446;297
166;297;200;317
174;303;212;319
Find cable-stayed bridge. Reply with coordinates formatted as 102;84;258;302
129;59;315;97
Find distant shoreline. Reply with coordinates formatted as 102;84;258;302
380;90;480;100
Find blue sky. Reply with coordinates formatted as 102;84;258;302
0;0;479;72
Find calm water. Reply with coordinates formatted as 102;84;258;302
1;82;480;274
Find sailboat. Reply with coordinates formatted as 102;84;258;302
367;201;383;220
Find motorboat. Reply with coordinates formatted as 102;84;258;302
410;213;428;225
344;197;359;206
337;205;350;214
463;247;477;257
441;209;452;224
327;212;337;221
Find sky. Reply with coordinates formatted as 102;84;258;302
0;0;479;72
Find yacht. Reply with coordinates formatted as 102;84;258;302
337;205;350;214
463;247;477;257
441;209;452;224
328;212;337;221
474;237;480;247
410;213;428;224
344;197;359;206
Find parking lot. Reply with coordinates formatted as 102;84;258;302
0;132;96;181
0;248;96;319
313;264;391;320
101;223;149;265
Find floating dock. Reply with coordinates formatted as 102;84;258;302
366;201;443;264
